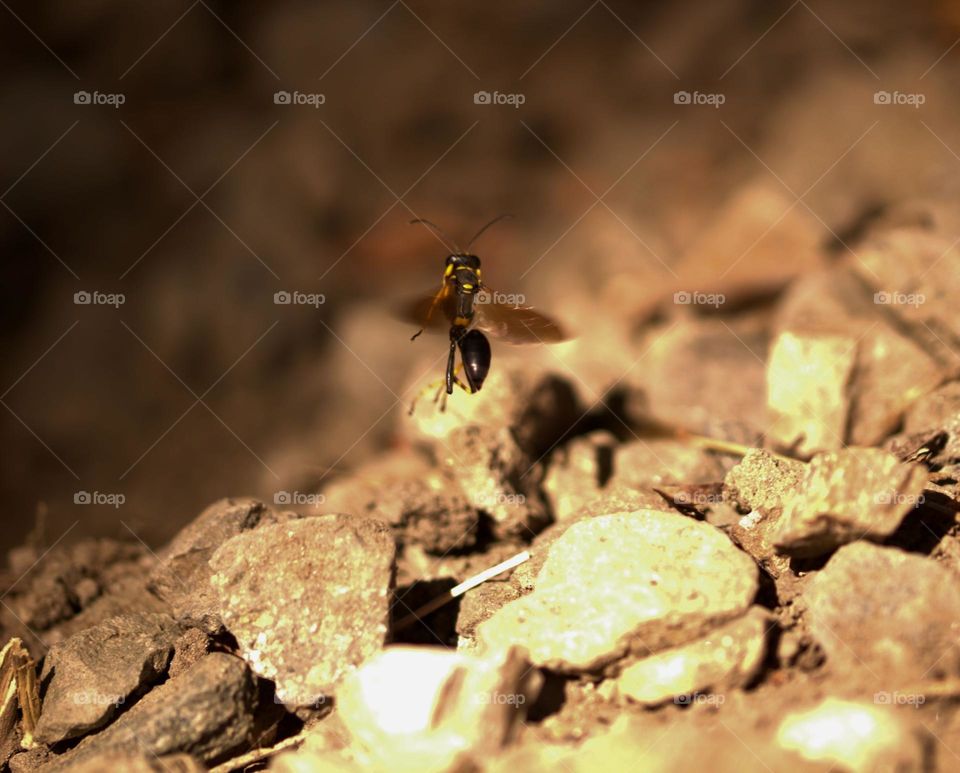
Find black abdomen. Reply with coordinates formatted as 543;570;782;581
457;329;491;392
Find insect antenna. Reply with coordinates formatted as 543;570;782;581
465;213;514;250
409;218;461;253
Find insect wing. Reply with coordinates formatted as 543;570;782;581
398;285;457;330
473;293;567;344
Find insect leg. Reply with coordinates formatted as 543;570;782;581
445;332;458;395
411;279;449;341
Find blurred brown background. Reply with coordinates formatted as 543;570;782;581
2;0;958;553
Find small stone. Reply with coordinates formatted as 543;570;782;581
455;582;521;640
805;542;960;681
614;606;769;705
542;431;617;521
336;645;539;772
722;450;807;571
168;628;210;679
606;439;727;493
48;653;257;768
34;613;181;744
775;265;944;445
321;451;478;553
401;363;579;459
773;448;928;557
149;498;297;633
436;425;550;539
47;576;171;648
725;449;806;518
476;511;758;673
210;515;395;706
766;331;855;455
777;697;924;771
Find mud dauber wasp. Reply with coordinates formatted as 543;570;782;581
402;215;568;413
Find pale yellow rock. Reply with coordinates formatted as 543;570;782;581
766;331;855;455
773;448;928;558
615;606;769;705
777;698;922;771
335;645;538;773
475;511;758;672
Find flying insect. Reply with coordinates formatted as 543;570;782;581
403;216;568;413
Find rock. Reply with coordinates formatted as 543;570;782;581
435;424;550;539
542;431;617;521
772;448;927;557
775;265;944;445
904;381;960;437
35;613;180;744
398;358;579;541
401;363;579;459
475;511;758;673
47;577;170;647
723;450;805;570
766;331;856;456
47;653;257;769
455;582;521;641
168;628;210;679
669;180;826;305
267;714;354;772
776;697;925;771
52;752;204;772
805;542;960;682
149;498;297;633
626;320;769;445
853;225;960;371
606;439;727;493
210;515;395;706
336;645;539;772
613;606;770;705
725;449;806;518
493;713;813;773
321;451;479;553
9;747;56;773
901;381;960;464
2;539;149;650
